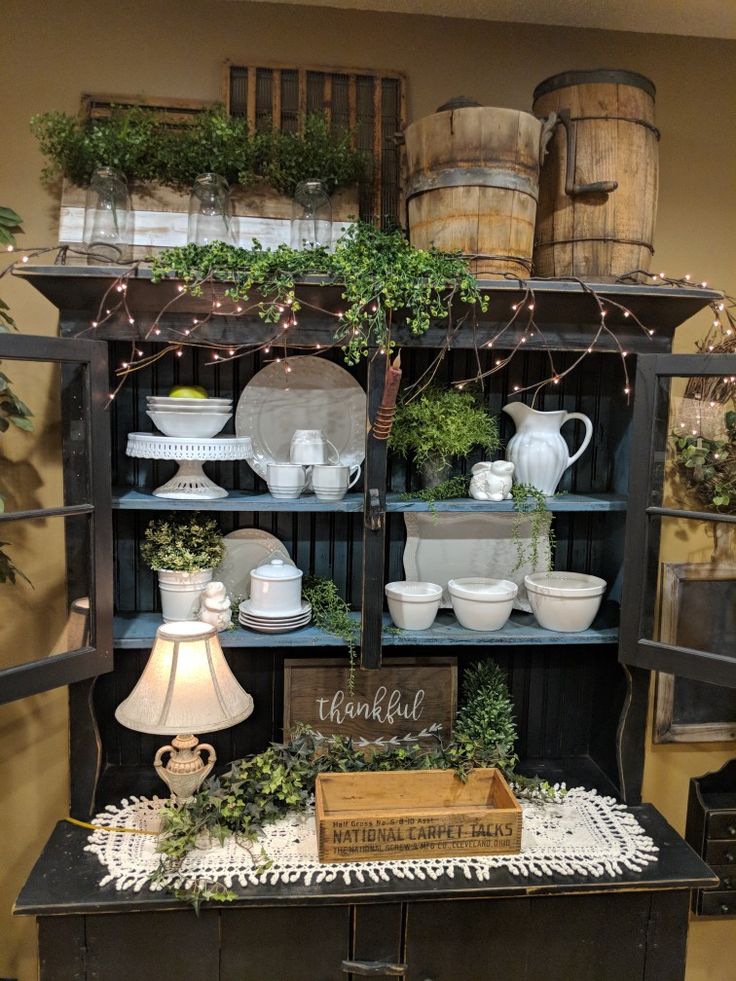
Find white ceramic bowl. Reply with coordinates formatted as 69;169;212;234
146;410;231;438
385;581;442;630
524;571;606;632
447;578;517;631
146;404;232;413
147;396;232;408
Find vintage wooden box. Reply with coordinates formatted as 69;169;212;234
315;768;522;864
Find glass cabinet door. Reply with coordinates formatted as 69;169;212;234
620;353;736;687
0;334;112;703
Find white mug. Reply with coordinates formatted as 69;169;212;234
311;463;361;502
290;429;340;466
266;463;308;500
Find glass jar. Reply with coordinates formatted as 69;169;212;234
187;173;234;246
291;180;332;249
82;168;132;264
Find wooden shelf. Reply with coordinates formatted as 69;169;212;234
112;487;627;513
113;607;619;649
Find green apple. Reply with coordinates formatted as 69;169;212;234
168;385;208;399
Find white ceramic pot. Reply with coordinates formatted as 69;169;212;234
503;402;593;496
385;581;442;630
447;578;517;631
157;569;213;622
249;558;303;617
147;410;231;438
524;571;606;632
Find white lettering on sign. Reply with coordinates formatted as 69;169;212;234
316;686;426;726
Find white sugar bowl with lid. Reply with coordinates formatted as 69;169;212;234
249;558;303;617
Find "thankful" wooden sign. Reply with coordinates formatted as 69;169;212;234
283;657;457;753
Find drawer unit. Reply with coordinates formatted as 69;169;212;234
686;760;736;918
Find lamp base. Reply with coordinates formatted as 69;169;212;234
153;734;216;802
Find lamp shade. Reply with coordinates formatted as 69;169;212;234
115;621;253;736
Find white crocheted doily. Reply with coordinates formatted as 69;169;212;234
85;788;658;893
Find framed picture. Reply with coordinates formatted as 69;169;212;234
654;562;736;743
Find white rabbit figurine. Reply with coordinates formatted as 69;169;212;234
199;581;232;631
469;460;515;501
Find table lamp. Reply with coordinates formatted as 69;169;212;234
115;621;254;801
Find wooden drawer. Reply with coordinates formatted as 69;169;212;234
698;891;736;917
704;840;736;865
710;865;736;891
707;811;736;839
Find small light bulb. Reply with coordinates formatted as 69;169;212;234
457;383;464;390
5;245;12;252
553;377;559;384
520;336;526;343
176;350;183;357
136;349;143;357
513;385;520;392
264;346;270;354
236;306;243;313
108;393;115;400
154;328;161;336
177;285;184;293
21;255;29;263
213;353;219;360
128;317;135;325
229;349;235;356
685;274;691;280
91;321;98;327
622;351;628;358
623;311;630;318
649;329;655;336
718;303;725;311
184;329;190;336
512;304;518;311
624;387;630;395
215;301;222;309
528;303;534;311
121;362;129;369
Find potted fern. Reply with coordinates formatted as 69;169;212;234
140;515;224;622
390;386;500;488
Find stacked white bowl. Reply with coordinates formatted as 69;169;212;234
447;578;518;631
146;395;233;438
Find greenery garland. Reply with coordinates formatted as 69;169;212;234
152;659;559;904
302;576;359;693
150;223;489;364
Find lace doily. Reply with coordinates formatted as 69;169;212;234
85;788;658;893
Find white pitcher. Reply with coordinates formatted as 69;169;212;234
503;402;593;496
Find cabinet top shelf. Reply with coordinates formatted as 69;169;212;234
16;265;721;353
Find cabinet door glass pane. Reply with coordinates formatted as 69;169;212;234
649;373;735;513
0;513;94;670
0;359;91;512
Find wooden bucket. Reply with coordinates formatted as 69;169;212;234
404;106;554;277
533;69;659;281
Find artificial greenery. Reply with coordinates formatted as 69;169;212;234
670;410;736;513
0;207;23;331
0;371;34;433
153;658;545;902
31;107;365;197
302;576;359;692
399;473;472;508
140;514;224;572
0;541;32;587
151;224;488;364
510;483;554;571
390;387;499;469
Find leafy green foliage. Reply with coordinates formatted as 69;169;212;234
151;223;489;364
302;576;359;692
390;387;500;467
0;541;32;587
399;473;472;506
0;371;34;432
140;514;223;572
670;411;736;513
0;207;23;331
152;659;564;904
510;483;554;571
31;107;365;196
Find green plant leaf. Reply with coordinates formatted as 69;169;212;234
0;207;22;225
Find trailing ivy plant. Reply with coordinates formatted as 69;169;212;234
390;386;499;469
150;224;489;364
151;658;561;903
31;107;365;197
510;482;554;571
302;576;359;693
140;514;224;572
399;473;472;510
669;410;736;513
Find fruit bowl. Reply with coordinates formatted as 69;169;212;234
146;410;232;438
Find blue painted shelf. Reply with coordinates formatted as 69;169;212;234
113;608;619;649
112;487;627;514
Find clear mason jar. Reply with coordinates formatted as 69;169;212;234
187;173;234;246
291;180;332;249
82;168;132;264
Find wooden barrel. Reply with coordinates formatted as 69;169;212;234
533;69;659;280
404;106;549;277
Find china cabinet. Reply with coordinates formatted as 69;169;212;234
10;265;726;979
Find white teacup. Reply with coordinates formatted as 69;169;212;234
267;463;308;500
290;429;340;466
311;463;361;502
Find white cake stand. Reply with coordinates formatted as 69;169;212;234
127;433;253;500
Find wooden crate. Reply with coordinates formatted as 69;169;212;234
315;768;522;864
59;180;359;258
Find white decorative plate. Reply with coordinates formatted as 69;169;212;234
402;512;552;612
213;529;294;602
235;355;366;480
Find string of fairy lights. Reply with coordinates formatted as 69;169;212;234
2;244;734;411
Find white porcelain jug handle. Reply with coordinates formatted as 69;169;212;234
325;438;340;464
562;412;594;467
347;464;361;489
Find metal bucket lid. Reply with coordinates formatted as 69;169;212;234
533;69;656;101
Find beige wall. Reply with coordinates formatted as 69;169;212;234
1;2;734;978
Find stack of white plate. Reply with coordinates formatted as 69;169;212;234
146;396;233;438
238;599;312;633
